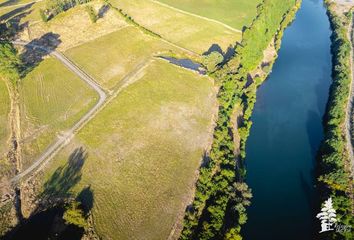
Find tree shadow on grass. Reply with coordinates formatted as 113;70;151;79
0;0;19;8
0;2;34;22
0;6;32;38
20;32;61;76
203;43;236;64
41;147;87;200
98;4;110;18
3;147;91;240
76;185;94;216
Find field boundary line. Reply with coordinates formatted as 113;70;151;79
148;0;242;34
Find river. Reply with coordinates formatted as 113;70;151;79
242;0;332;239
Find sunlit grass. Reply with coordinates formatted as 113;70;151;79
43;60;217;239
109;0;241;54
20;57;98;169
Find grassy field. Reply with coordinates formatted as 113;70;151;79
109;0;241;54
16;2;129;51
42;59;217;240
0;79;11;176
65;26;180;90
0;0;44;23
157;0;262;29
19;57;98;170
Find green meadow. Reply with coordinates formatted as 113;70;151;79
157;0;262;29
42;59;217;239
20;57;98;169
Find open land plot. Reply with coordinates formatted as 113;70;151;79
0;80;11;176
41;59;217;240
64;26;182;91
0;1;128;52
157;0;262;30
16;2;129;51
19;57;98;170
109;0;241;54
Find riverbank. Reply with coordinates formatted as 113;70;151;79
317;1;354;239
179;1;301;239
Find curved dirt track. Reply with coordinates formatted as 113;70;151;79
10;40;107;184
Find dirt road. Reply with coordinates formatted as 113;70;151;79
10;40;107;184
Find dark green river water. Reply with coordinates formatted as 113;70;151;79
243;0;332;239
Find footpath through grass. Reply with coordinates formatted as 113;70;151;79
43;59;217;240
20;57;98;170
157;0;262;30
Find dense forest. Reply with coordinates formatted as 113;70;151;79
317;1;354;239
180;1;301;239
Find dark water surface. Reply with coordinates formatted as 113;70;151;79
159;56;206;74
243;0;332;239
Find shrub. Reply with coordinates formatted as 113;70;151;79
202;51;224;73
63;201;87;228
85;5;97;23
39;9;48;22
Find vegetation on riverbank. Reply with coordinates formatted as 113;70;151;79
317;1;354;239
180;1;301;239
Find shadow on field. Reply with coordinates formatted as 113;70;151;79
20;32;61;76
77;185;94;215
3;147;92;240
0;0;20;8
0;2;34;22
98;4;110;18
41;147;87;199
0;3;32;38
203;43;236;63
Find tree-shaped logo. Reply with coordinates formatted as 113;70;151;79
316;197;337;233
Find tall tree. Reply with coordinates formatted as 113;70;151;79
0;40;21;84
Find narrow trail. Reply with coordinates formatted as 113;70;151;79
345;13;354;215
10;40;107;184
345;17;354;177
148;0;242;34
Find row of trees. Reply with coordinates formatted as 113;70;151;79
0;40;21;85
180;1;301;239
108;3;161;38
317;1;354;239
